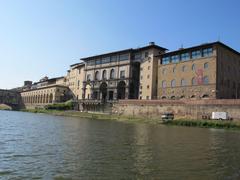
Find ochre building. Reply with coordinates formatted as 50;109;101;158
157;42;240;99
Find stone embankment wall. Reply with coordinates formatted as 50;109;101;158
112;99;240;120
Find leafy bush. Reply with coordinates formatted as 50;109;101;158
45;101;73;110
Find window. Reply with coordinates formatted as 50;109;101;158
162;69;167;75
192;50;202;59
78;80;80;86
162;56;170;64
181;79;187;86
203;76;209;84
95;71;100;80
140;86;142;89
147;75;150;79
110;69;115;79
192;77;197;85
102;70;107;80
145;52;149;58
171;80;176;87
119;54;129;61
204;62;209;69
140;76;143;80
181;53;190;61
87;74;91;81
79;69;81;74
147;85;150;89
182;65;187;72
203;48;213;57
192;64;196;71
95;59;101;65
102;57;110;64
173;67;176;73
120;70;125;78
148;66;150;70
146;96;149;100
139;96;142;99
171;55;180;63
111;56;118;62
134;53;142;60
162;80;167;88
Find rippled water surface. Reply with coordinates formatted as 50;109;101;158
1;111;240;179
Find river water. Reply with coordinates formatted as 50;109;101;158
0;111;240;179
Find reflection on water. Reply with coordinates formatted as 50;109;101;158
0;110;240;179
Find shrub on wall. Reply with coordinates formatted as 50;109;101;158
45;101;73;110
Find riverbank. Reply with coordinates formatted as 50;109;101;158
20;109;240;130
21;109;161;124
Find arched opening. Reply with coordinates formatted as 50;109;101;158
161;96;167;99
191;95;196;99
180;95;185;99
100;82;107;102
117;81;126;99
38;95;41;104
46;94;49;104
110;69;115;79
95;71;100;80
171;96;176;100
43;94;46;104
202;94;209;99
40;95;43;104
49;94;53;103
102;70;107;80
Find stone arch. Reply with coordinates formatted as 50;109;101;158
161;96;167;99
191;95;196;98
43;94;46;104
37;95;41;104
95;71;100;80
40;94;43;104
49;93;53;103
117;81;126;99
46;94;49;104
102;70;107;80
202;94;209;99
110;69;115;79
170;96;176;100
100;82;107;102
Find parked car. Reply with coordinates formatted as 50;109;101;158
161;112;174;121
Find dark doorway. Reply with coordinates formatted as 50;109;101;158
109;91;114;100
100;82;107;102
117;81;126;99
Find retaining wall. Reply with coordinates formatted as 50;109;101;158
112;99;240;120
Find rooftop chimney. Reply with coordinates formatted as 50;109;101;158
149;42;155;45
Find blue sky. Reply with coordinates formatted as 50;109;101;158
0;0;240;89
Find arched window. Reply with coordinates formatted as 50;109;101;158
203;76;209;84
192;64;196;71
204;62;209;69
171;79;176;87
192;77;197;85
182;65;187;72
102;70;107;80
110;69;115;79
181;79;187;86
162;80;167;88
87;74;91;81
95;71;100;80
